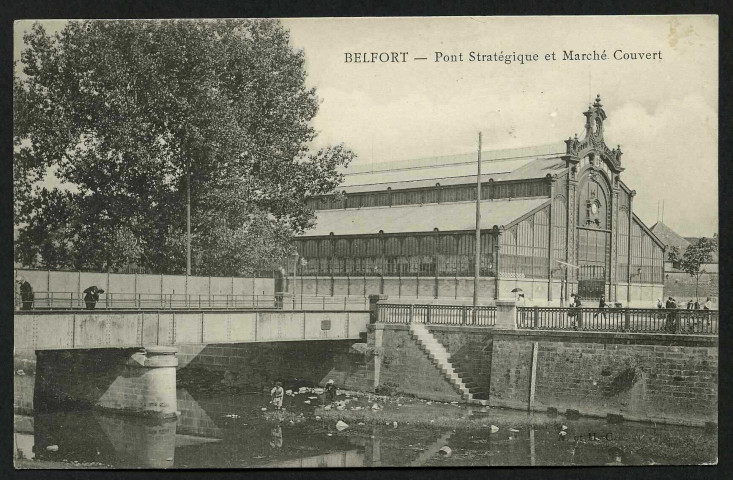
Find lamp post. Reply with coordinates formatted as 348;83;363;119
551;267;567;307
629;267;642;306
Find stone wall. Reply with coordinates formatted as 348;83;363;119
176;339;373;393
376;325;463;402
428;327;493;400
489;330;718;426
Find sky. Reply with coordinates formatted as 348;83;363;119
282;16;718;237
15;16;718;237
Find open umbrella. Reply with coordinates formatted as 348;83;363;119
511;287;523;293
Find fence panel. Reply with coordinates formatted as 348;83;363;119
376;304;496;326
517;306;718;334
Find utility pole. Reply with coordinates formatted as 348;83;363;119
473;132;482;319
187;160;191;276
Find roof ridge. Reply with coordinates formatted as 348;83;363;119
344;142;566;176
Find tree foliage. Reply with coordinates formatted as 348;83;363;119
14;19;354;275
668;237;717;298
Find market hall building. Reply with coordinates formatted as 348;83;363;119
293;96;665;306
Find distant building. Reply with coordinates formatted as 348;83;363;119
650;222;718;303
293;96;665;306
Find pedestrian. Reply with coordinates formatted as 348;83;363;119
324;379;337;404
703;298;712;310
656;298;663;309
593;295;607;322
83;286;105;310
17;277;34;311
270;381;284;410
687;299;694;310
569;293;582;330
664;296;678;333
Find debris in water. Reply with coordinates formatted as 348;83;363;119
314;388;324;394
46;445;59;452
261;407;267;411
336;405;345;411
358;422;365;426
336;420;349;431
393;422;398;428
561;425;568;431
286;389;293;395
16;369;25;376
426;401;432;405
509;428;520;433
372;403;381;410
327;433;332;437
324;405;332;411
559;431;567;438
439;446;452;457
490;425;499;433
509;436;514;440
308;396;318;400
430;420;435;423
304;400;311;404
224;414;240;419
397;403;402;406
354;406;363;411
315;416;321;420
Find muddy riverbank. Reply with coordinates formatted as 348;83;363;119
14;379;717;468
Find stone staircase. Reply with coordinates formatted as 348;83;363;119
408;323;488;405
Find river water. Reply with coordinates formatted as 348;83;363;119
14;374;716;468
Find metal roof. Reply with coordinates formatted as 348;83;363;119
340;143;567;193
300;197;550;237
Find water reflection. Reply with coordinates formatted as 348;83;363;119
14;374;712;468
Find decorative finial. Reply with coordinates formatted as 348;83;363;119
594;94;602;107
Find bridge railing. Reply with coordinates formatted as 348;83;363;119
517;306;719;334
377;303;496;326
16;292;370;311
291;295;370;311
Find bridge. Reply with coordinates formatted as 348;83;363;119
14;308;370;351
16;303;371;419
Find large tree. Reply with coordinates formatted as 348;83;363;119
668;237;717;299
14;19;353;275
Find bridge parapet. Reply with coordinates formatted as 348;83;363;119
15;309;370;351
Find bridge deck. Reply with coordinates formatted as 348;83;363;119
15;309;370;351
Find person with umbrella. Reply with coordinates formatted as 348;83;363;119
83;286;105;310
512;288;528;326
17;277;34;311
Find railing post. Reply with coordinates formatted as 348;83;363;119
426;304;432;324
71;292;73;309
533;306;539;328
624;309;631;331
409;304;414;323
461;305;467;325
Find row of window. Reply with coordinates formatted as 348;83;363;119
306;180;551;210
296;233;496;258
296;255;496;277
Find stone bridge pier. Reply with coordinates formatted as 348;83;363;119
34;346;178;418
